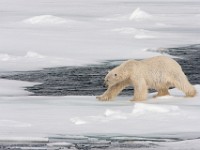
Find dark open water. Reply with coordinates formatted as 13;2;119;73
0;44;200;150
1;44;200;96
0;135;191;150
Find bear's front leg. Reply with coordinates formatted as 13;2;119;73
153;88;170;98
96;88;113;101
96;95;111;101
130;77;148;101
96;79;130;101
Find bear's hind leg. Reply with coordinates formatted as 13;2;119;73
172;73;196;97
174;80;196;97
154;88;170;98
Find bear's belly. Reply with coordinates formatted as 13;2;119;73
145;78;171;90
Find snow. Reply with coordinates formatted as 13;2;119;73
160;139;200;150
0;136;48;143
0;0;200;149
0;120;31;128
0;0;200;71
0;79;39;96
23;15;67;25
0;79;199;140
25;51;45;58
0;51;93;71
132;103;180;114
129;7;153;21
47;142;73;147
70;117;87;125
112;28;157;39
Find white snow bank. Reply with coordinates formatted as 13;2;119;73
25;51;45;59
0;50;163;71
112;28;157;39
0;51;45;61
0;51;93;71
97;14;128;22
70;117;87;125
47;142;73;147
0;79;38;96
0;54;14;61
0;137;48;143
160;139;200;150
70;103;180;125
23;15;68;25
132;103;180;114
112;27;138;34
0;120;31;127
98;8;153;22
0;79;199;138
134;33;156;39
0;0;199;72
129;7;153;21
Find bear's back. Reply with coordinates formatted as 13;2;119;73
142;56;181;71
140;56;183;88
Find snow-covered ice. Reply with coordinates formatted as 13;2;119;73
132;103;180;114
0;79;199;139
0;79;38;96
23;15;68;25
129;7;153;21
0;0;200;71
112;28;157;39
0;0;200;149
0;51;93;71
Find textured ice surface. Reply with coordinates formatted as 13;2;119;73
132;103;180;114
0;79;38;96
0;0;200;149
129;7;153;21
0;79;199;150
0;79;199;138
0;0;200;71
23;15;68;25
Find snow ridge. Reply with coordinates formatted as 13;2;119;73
23;15;67;25
129;7;153;21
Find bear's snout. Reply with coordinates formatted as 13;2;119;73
104;80;109;88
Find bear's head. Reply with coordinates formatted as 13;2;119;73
104;65;129;88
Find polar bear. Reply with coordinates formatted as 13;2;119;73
96;56;196;101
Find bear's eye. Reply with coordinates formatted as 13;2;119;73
114;74;117;77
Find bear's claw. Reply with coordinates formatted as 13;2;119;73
96;95;111;101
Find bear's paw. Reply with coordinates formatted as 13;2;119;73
96;95;112;101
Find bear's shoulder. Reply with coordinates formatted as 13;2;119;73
119;60;140;69
144;56;174;62
122;59;138;65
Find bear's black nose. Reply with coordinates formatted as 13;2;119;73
103;81;108;88
103;84;108;88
